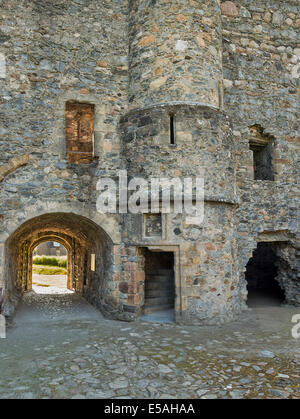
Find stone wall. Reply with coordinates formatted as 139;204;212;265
221;0;300;302
0;0;128;217
0;0;127;316
0;0;299;323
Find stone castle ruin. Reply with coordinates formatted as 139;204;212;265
0;0;299;324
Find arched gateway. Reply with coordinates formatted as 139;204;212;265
1;212;115;318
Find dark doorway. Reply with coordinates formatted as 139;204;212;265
245;242;285;307
143;250;175;315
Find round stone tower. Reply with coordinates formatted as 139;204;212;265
128;0;223;108
123;0;234;200
121;1;241;324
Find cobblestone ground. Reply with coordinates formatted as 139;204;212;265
0;287;299;399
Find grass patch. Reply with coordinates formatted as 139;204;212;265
33;265;67;275
33;256;67;268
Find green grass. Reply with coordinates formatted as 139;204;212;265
32;265;67;275
33;256;67;268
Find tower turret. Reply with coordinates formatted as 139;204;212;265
121;1;239;325
128;0;223;109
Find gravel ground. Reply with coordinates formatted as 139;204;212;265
0;285;299;399
32;274;71;294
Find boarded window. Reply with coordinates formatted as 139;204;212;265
65;102;94;164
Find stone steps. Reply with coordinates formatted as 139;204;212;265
144;295;174;305
144;267;175;314
156;269;173;276
145;281;173;290
146;274;173;282
144;289;175;298
143;304;174;314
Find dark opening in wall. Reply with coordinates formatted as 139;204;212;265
169;114;175;145
65;102;95;164
143;250;175;316
245;242;285;307
249;125;274;180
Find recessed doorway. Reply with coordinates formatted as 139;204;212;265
246;242;285;307
142;250;175;322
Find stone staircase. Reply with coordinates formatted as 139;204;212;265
143;269;175;314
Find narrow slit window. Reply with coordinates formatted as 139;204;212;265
65;102;95;164
218;80;223;109
170;114;175;145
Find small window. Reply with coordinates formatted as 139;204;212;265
249;125;274;181
65;102;95;164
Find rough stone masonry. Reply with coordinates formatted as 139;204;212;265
0;0;299;324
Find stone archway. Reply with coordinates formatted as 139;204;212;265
1;212;115;317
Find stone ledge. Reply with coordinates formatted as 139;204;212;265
122;101;224;119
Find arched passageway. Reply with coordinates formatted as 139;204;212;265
2;213;114;317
